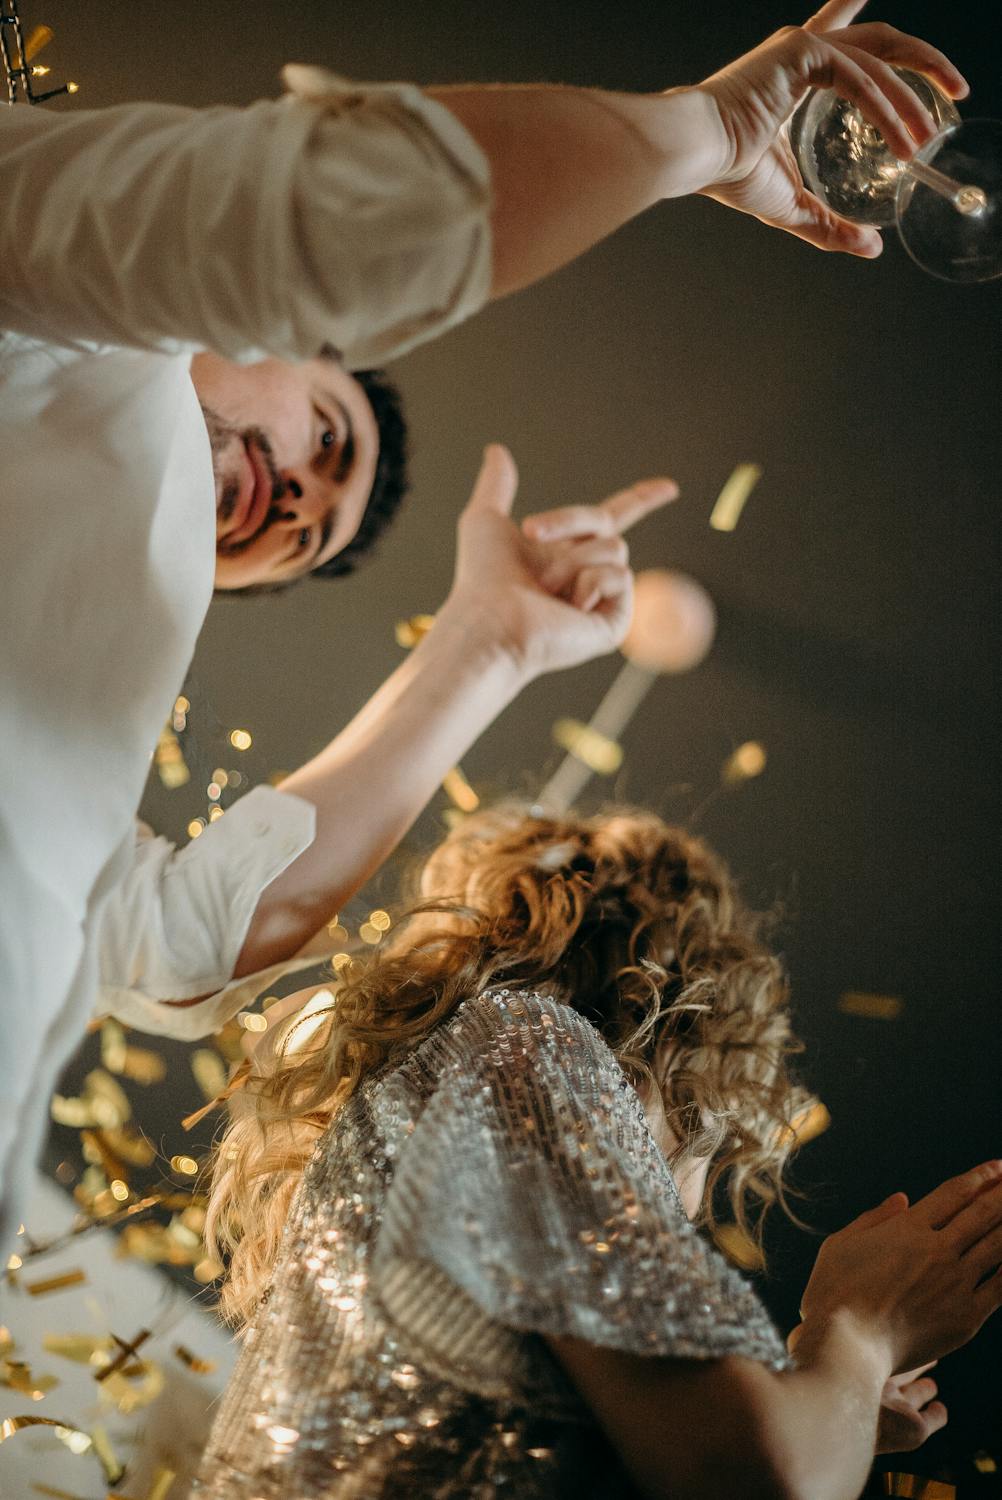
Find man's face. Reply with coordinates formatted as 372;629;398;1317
190;353;380;590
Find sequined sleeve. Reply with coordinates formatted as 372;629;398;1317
370;989;788;1394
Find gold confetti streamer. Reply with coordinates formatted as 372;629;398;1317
394;613;436;648
882;1477;955;1498
24;24;54;61
784;1100;832;1148
146;1468;177;1500
713;1223;765;1270
182;1059;252;1131
193;1257;224;1284
721;741;767;786
441;767;480;813
1;1357;59;1399
190;1048;227;1102
99;1126;157;1169
551;718;623;776
709;462;762;532
0;1415;91;1456
100;1019;128;1073
174;1344;217;1375
25;1269;87;1297
838;990;903;1021
90;1422;124;1483
42;1333;104;1365
31;1484;91;1499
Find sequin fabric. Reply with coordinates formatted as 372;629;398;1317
191;988;789;1498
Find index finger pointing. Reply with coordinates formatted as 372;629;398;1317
523;479;678;542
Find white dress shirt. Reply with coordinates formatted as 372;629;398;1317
0;69;491;1251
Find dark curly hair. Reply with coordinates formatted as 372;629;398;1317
220;366;408;597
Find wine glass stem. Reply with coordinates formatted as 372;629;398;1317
904;157;988;216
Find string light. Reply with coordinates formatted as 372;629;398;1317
229;729;252;751
1;3;78;104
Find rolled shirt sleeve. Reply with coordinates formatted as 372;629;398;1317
94;786;317;1040
0;70;491;367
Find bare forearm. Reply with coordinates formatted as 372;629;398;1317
750;1315;889;1500
426;83;726;299
232;604;524;975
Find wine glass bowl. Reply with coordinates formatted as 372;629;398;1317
791;69;1001;282
791;69;960;227
896;119;1002;282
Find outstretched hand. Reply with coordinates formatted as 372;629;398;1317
798;1162;1002;1377
445;445;676;683
695;0;969;257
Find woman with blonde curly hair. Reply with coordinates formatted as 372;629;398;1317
192;805;1002;1500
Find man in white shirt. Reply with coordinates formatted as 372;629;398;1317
0;4;967;1248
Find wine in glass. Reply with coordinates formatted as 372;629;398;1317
791;69;1001;282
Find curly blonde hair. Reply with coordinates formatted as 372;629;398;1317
206;803;812;1327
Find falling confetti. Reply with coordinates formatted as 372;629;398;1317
551;718;623;776
441;767;480;813
709;462;762;532
24;1270;87;1298
713;1223;765;1270
721;741;767;786
838;990;903;1021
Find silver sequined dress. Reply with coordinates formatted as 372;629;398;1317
191;988;789;1498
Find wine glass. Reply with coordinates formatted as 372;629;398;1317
791;69;1002;283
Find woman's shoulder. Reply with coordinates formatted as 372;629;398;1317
419;986;623;1093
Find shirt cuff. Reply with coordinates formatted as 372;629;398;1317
99;785;317;1040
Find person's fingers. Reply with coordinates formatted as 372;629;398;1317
915;1160;1002;1231
844;1191;910;1232
802;0;868;35
973;1265;1002;1322
463;443;519;519
937;1176;1002;1255
920;1400;949;1435
601;478;679;534
831;22;969;99
832;39;939;145
899;1376;939;1408
537;536;629;596
571;563;631;615
960;1212;1002;1278
797;37;928;159
780;202;884;257
523;478;677;543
